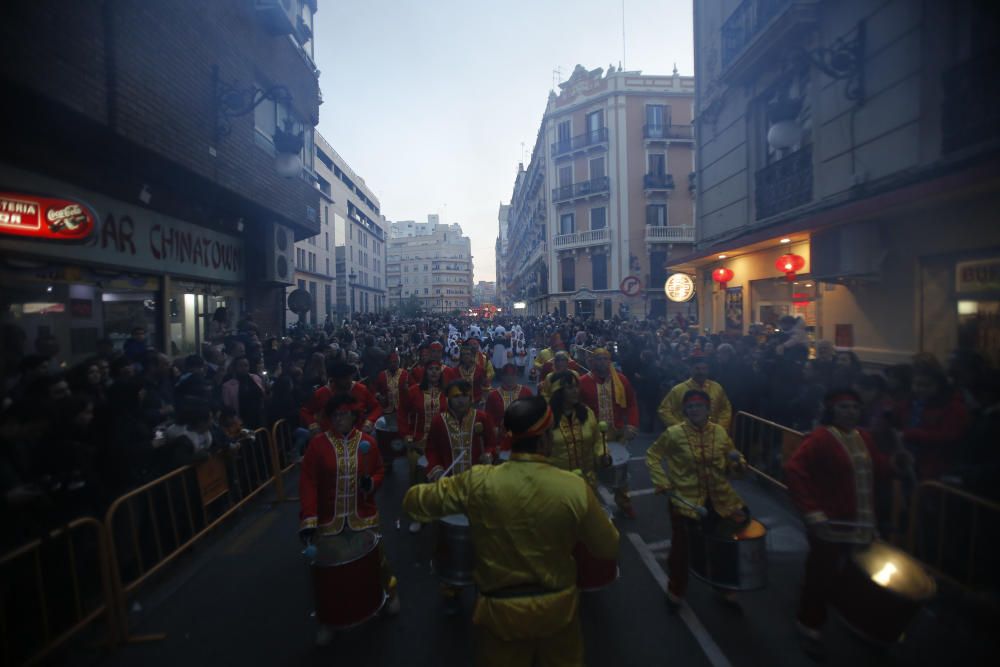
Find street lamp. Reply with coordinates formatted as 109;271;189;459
348;270;357;314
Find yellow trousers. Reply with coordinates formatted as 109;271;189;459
475;613;583;667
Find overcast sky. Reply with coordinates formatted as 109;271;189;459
313;0;694;283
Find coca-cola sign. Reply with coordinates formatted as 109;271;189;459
0;192;95;240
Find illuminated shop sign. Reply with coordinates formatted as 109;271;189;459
0;192;95;240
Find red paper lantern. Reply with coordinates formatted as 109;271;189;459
775;253;806;281
712;267;734;290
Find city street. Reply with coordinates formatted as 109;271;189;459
69;433;995;667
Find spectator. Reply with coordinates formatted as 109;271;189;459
122;327;148;365
222;356;266;430
894;361;970;480
105;379;153;494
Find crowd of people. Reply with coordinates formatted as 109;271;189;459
1;308;996;550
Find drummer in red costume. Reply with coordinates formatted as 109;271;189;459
485;363;533;454
299;395;399;644
444;342;489;406
374;352;408;417
409;341;443;387
399;360;447;533
579;347;640;517
784;389;909;657
300;361;382;435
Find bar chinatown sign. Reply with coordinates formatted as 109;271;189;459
0;192;95;241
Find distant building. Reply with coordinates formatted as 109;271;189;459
500;65;696;319
387;218;474;312
473;281;497;305
680;0;1000;365
496;204;510;308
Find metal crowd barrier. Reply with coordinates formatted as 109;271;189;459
731;411;805;491
907;480;1000;593
0;517;114;666
270;418;301;502
103;428;278;645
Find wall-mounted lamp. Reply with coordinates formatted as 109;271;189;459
767;22;866;152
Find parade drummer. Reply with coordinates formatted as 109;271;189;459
784;389;908;657
404;395;619;667
485;363;533;453
532;332;566;379
658;354;733;432
398;360;447;533
548;371;608;490
646;390;748;610
579;347;640;518
300;361;382;435
299;395;400;643
374;352;408;417
425;380;497;482
538;351;582;400
466;336;496;383
444;341;489;406
406;342;431;384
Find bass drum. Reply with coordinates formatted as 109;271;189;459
689;519;768;591
311;529;385;628
433;514;475;587
832;541;936;643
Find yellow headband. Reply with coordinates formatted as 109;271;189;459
590;347;611;358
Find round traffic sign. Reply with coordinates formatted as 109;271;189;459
619;275;643;297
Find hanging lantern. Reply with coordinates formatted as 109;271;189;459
775;253;806;281
712;267;734;290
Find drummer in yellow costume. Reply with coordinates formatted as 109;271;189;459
548;370;607;490
539;351;580;400
646;389;747;609
658;355;733;431
404;396;619;667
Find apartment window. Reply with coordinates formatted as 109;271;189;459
650;250;668;288
586;109;604;140
559;300;567;317
591;254;608;290
325;232;329;250
590;207;606;230
559;213;575;235
646;204;667;227
646;104;669;129
558;165;572;187
296;247;305;267
648;153;666;176
561;257;575;292
589;156;605;180
308;252;316;272
325;258;330;275
557;120;571;148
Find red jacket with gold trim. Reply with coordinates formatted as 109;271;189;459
443;364;489;404
485;385;533;450
579;371;639;431
299;429;383;535
299;382;383;432
398;384;447;442
374;368;409;416
425;409;496;479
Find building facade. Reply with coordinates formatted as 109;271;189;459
0;0;321;361
319;136;387;316
473;281;497;306
677;0;1000;365
501;65;697;319
495;203;510;308
387;218;474;313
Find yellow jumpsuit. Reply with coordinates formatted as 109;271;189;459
549;407;601;490
658;378;733;432
404;453;619;667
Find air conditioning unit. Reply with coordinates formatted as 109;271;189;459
263;223;295;285
810;222;887;282
255;0;297;36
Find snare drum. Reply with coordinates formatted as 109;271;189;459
832;541;936;643
311;529;386;628
433;514;475;587
574;542;618;592
597;442;630;489
689;519;768;591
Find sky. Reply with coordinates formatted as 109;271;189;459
313;0;694;283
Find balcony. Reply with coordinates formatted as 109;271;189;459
720;0;818;81
645;225;695;244
551;127;609;159
553;227;611;251
643;124;694;141
552;176;611;204
643;173;675;192
755;144;813;220
942;49;1000;154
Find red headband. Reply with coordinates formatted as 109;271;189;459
429;342;443;351
683;394;711;406
511;406;554;442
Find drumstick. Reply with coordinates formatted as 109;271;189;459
825;519;874;529
440;449;468;479
598;421;609;458
668;492;709;518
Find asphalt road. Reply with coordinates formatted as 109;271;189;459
67;431;996;667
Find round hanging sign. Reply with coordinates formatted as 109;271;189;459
664;273;695;302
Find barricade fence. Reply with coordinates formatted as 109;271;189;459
731;411;804;491
0;517;114;666
1;424;303;665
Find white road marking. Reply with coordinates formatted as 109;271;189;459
629;455;647;462
627;532;733;667
646;539;672;551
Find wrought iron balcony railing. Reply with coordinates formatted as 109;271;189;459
551;127;609;157
755;144;813;220
721;0;793;69
643;173;675;190
552;176;611;203
643;124;694;140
